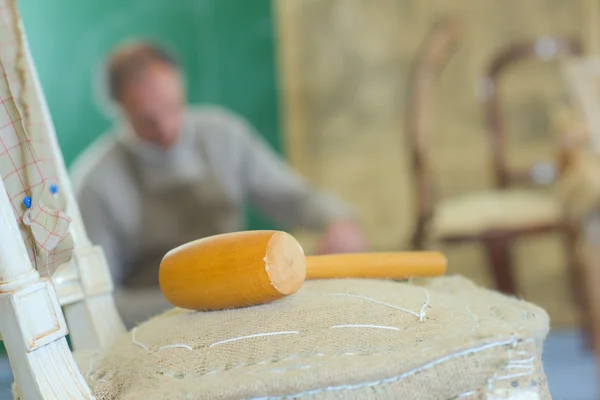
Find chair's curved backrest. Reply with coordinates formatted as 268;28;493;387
405;17;461;247
482;37;583;189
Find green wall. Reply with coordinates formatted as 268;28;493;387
18;0;281;229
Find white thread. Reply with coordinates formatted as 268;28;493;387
131;327;150;352
209;331;300;348
159;344;193;351
331;324;401;331
505;364;535;370
495;371;533;381
249;338;518;399
419;287;430;322
457;390;477;398
159;370;185;379
326;293;420;318
508;357;535;364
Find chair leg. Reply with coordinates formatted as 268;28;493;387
564;225;595;351
483;236;517;295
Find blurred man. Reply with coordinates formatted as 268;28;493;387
71;41;366;323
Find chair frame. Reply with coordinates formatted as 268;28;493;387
18;18;125;352
0;13;125;400
406;23;589;333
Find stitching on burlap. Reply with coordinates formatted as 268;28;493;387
159;344;193;351
496;371;535;382
325;293;422;319
126;288;438;357
247;337;522;399
331;324;401;331
492;356;536;383
452;342;537;399
269;365;312;374
131;324;406;355
131;327;150;353
456;390;478;398
209;331;300;348
486;338;537;392
418;287;430;321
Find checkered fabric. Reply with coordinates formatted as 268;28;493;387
0;0;73;274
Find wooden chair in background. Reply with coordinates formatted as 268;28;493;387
406;21;591;339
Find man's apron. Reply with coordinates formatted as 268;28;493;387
120;137;242;288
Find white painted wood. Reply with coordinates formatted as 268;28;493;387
0;189;38;293
0;177;93;399
75;246;114;297
18;17;126;349
9;281;68;352
0;181;39;293
53;262;86;307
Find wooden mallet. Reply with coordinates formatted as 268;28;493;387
159;230;446;311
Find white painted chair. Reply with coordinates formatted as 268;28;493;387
0;1;123;398
0;8;126;353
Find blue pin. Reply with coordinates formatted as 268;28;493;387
49;184;59;196
23;196;32;209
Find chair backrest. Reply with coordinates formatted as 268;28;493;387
0;63;93;399
482;36;582;189
405;17;461;244
0;1;131;396
0;0;126;386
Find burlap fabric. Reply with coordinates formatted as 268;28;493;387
81;276;551;399
0;1;73;274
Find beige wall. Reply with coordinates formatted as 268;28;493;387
276;0;589;327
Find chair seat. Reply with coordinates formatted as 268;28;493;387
78;277;551;399
430;189;562;239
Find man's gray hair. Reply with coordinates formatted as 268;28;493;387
106;40;179;100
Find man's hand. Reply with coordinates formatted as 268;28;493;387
316;219;368;254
